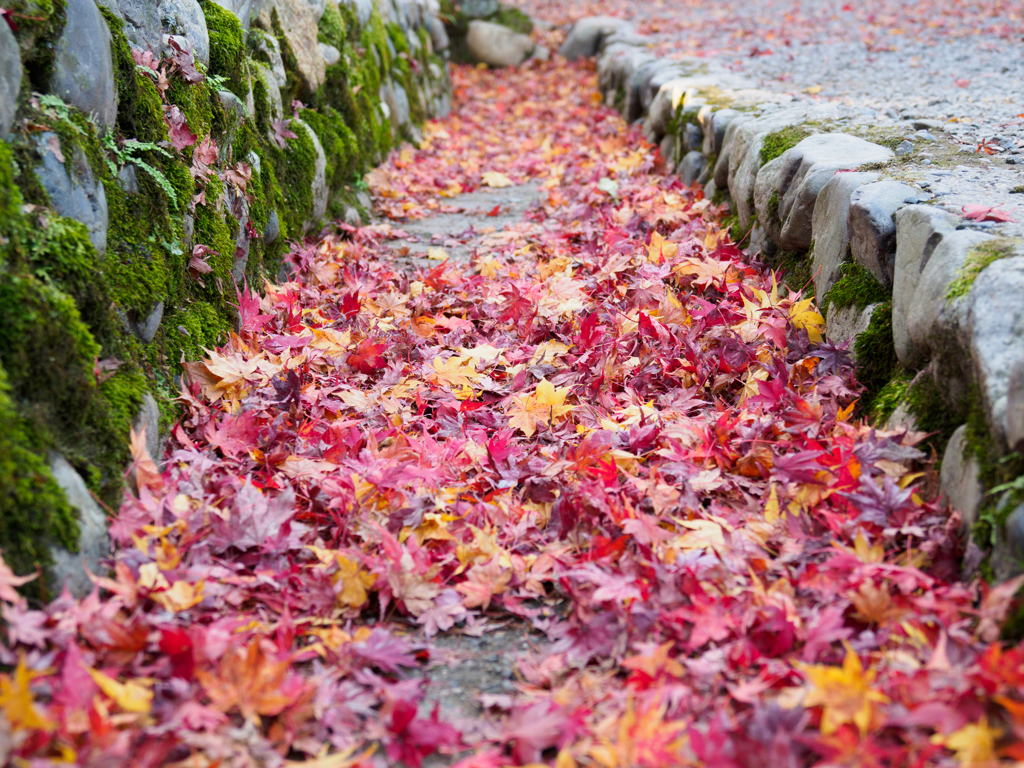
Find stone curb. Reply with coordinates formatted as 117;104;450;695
566;16;1024;578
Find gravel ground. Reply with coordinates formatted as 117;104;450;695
511;0;1024;228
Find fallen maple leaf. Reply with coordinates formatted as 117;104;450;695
799;643;888;735
481;170;513;188
962;204;1017;222
506;379;574;437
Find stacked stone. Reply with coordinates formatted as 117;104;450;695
562;16;1024;580
0;0;453;593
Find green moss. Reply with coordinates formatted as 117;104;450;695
760;126;810;166
766;190;780;225
267;116;319;236
494;6;533;34
0;361;78;577
823;262;890;317
868;369;910;424
100;6;168;145
1011;185;1024;194
167;74;215;145
162;301;231;364
852;302;898;411
200;0;249;99
191;175;236;292
903;372;966;457
318;0;348;49
945;238;1017;302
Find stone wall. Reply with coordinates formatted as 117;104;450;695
0;0;451;591
562;18;1024;581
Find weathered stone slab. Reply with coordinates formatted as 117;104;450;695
809;171;879;298
466;20;532;68
848;180;928;286
560;16;632;61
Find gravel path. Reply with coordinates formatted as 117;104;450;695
512;0;1024;235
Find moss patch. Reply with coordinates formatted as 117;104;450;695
200;0;249;99
945;238;1017;302
0;361;78;577
823;262;890;318
853;301;898;412
760;126;810;166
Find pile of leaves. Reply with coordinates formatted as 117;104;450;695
2;58;1024;767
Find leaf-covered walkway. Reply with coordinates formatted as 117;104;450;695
2;58;1022;767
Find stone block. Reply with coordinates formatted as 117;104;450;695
559;16;633;61
891;205;961;368
466;20;532;68
848;180;928;286
48;453;111;598
0;12;22;137
50;0;118;131
809;171;879;298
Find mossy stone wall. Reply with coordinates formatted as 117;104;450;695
0;0;452;584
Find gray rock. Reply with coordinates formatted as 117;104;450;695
939;424;983;535
752;155;785;242
659;133;678;170
425;14;449;52
129;300;164;343
182;213;195;250
392;82;411;127
597;44;655;105
254;63;284;119
723;110;809;229
355;188;371;211
903;229;994;387
267;0;325;92
294;118;327;234
895;140;914;156
966;255;1024;448
111;0;210;66
34;133;109;256
1007;358;1024;453
891;205;966;368
848;180;929;286
826;302;878;357
209;0;258;30
319;42;340;67
251;27;286;86
679;151;706;186
560;16;632;61
343;205;361;227
460;0;499;17
48;453;111;598
50;0;118;131
683;122;703;155
624;58;678;123
1006;503;1024;561
134;392;162;463
913;119;944;131
466;20;532;68
810;171;879;297
0;14;22;137
885;400;918;432
263;210;280;244
705;108;740;157
530;44;550;62
770;133;894;252
305;0;326;22
117;163;140;194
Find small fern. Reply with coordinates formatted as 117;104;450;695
102;135;179;208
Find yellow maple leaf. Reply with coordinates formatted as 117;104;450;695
481;170;514;188
86;667;154;714
152;580;206;613
788;298;825;343
335;555;376;609
427;246;449;261
930;717;1001;765
427;355;480;390
0;657;55;731
646;231;678;263
799;643;888;735
507;379;574;437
